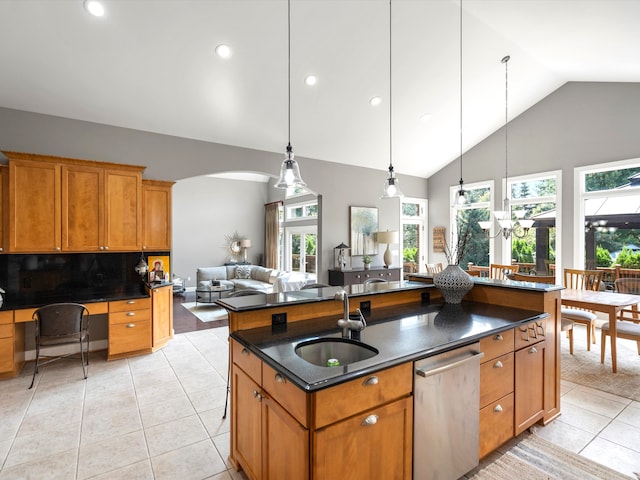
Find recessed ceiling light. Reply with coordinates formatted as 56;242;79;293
420;113;432;122
215;44;232;59
370;96;382;106
84;0;105;17
304;75;317;86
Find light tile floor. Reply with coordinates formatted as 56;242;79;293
1;326;639;479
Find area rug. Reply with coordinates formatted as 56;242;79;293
181;302;229;323
468;433;635;479
560;324;640;402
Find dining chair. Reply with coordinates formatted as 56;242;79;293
425;263;443;274
29;303;90;389
601;277;640;362
489;263;520;280
561;268;604;351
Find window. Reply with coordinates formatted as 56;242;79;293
401;198;426;276
286;200;318;221
577;159;640;282
450;182;493;268
285;227;317;276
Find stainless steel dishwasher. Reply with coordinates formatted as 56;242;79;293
413;343;484;480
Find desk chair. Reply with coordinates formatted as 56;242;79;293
29;303;90;389
562;268;603;351
490;263;519;280
601;277;640;362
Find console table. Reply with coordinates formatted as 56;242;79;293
328;267;402;286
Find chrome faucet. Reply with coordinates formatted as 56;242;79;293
335;290;366;339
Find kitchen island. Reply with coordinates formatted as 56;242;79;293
220;279;563;479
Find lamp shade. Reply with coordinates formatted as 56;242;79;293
376;231;399;244
241;239;252;248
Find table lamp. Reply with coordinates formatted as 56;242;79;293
241;239;252;262
376;231;399;268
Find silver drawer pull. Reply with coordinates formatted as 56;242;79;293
252;390;263;401
241;348;250;356
494;334;503;341
363;376;379;386
494;404;503;413
127;300;135;304
126;323;136;328
529;346;538;354
126;312;135;316
493;360;504;368
361;414;378;426
275;373;286;384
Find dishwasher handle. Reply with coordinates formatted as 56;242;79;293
415;351;484;378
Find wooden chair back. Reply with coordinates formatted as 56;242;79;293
468;264;489;277
490;263;520;280
425;263;443;274
509;272;556;284
615;277;640;294
615;266;640;280
563;268;603;291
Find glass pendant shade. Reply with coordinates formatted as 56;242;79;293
135;254;148;277
381;166;404;199
275;143;306;188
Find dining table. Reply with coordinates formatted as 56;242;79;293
561;288;640;373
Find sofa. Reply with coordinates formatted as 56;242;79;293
196;264;283;295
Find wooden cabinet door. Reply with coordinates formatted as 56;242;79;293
233;366;263;480
313;396;413;480
263;395;309;480
9;159;61;252
104;169;141;251
142;180;173;251
61;164;104;251
514;339;546;435
0;166;7;253
151;285;173;348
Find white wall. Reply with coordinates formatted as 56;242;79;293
172;176;268;288
0;107;428;283
427;82;640;270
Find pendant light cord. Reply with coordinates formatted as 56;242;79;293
288;0;291;146
389;0;393;171
503;55;509;188
459;0;463;185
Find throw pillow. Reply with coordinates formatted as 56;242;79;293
236;265;252;279
253;267;272;283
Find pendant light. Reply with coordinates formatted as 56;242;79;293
456;0;466;205
275;0;306;189
478;55;534;239
381;0;404;199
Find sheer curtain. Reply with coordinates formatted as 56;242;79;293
265;201;282;269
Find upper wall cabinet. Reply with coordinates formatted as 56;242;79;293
0;165;8;253
142;180;174;251
5;151;145;253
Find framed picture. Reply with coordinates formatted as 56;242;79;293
148;255;170;283
433;226;446;253
350;206;378;256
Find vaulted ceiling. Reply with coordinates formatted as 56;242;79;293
1;0;638;179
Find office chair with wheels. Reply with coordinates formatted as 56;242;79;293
29;303;90;389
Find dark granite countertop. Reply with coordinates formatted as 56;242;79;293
231;301;548;392
409;273;564;292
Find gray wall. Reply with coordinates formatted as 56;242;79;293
427;82;640;270
0;107;428;283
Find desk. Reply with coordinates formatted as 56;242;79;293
561;289;640;373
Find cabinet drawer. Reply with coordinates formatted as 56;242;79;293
514;319;546;351
480;352;514;408
263;362;308;427
109;308;151;325
0;324;13;339
480;329;514;360
0;336;14;372
232;339;262;383
313;362;412;429
0;311;13;325
109;319;151;356
109;297;151;313
14;308;37;323
479;393;514;458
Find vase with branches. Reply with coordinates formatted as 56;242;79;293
434;226;474;304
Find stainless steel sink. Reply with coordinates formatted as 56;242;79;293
294;337;379;367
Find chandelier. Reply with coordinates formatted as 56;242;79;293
478;55;533;240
